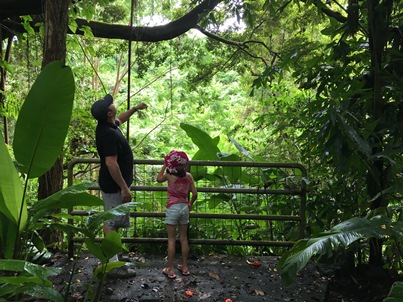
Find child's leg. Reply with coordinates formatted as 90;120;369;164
178;223;189;271
166;224;177;274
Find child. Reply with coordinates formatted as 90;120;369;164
157;150;198;279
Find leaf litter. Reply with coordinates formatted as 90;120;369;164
46;251;334;301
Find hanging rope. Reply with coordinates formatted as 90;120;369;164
168;41;173;117
126;0;136;140
168;0;173;118
129;0;177;151
75;38;107;94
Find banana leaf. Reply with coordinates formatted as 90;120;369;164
85;201;141;232
180;123;220;160
0;132;26;258
13;60;75;179
30;181;103;221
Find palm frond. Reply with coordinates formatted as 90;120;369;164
278;216;402;286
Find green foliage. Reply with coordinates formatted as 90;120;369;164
0;61;76;259
0;130;25;230
242;0;403;285
176;123;305;249
86;202;139;233
278;215;403;286
13;61;75;178
383;282;403;302
0;60;77;301
86;232;123;264
180;123;221;160
1;0;403;293
0;260;63;302
0;61;137;301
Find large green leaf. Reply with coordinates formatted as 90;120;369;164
383;282;403;302
336;111;371;159
85;202;140;231
278;216;402;286
85;231;124;264
0;259;60;280
0;214;19;259
0;260;62;299
85;239;108;263
13;60;75;178
31;181;103;221
30;222;94;240
93;261;127;281
100;230;125;259
180;123;220;160
0;132;26;226
0;132;26;258
218;152;242;183
0;283;63;302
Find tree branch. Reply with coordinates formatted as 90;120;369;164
194;25;281;67
299;0;347;23
78;0;222;41
1;0;223;42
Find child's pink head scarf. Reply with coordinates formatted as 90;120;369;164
164;150;189;173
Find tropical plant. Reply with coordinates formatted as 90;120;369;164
0;60;74;299
383;282;403;302
0;61;138;301
83;229;130;302
179;122;306;255
278;215;403;286
249;0;403;285
0;60;75;258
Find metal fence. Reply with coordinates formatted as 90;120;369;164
67;158;307;257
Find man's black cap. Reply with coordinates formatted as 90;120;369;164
91;94;113;121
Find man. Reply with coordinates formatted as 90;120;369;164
91;93;147;277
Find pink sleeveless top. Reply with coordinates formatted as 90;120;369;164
166;176;191;208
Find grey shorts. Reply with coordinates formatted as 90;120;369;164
165;203;189;225
102;191;130;229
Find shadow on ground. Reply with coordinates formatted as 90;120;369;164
50;252;328;302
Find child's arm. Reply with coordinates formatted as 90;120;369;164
157;164;168;183
188;173;198;210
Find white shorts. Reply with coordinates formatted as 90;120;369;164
165;203;189;225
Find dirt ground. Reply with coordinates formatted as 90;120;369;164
48;251;396;302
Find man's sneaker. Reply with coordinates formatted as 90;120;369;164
107;265;136;278
118;254;131;262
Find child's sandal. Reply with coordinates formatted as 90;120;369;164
162;267;177;279
177;264;190;276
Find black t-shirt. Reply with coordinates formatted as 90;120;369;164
95;120;133;193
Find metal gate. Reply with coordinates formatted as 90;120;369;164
67;158;307;257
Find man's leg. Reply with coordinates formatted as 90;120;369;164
102;191;123;262
103;223;119;261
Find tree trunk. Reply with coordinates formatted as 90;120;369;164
366;0;392;266
0;35;12;144
37;0;69;250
